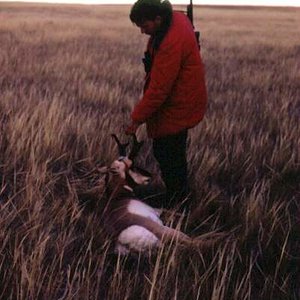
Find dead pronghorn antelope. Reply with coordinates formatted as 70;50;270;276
100;134;222;255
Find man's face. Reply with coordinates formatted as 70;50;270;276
137;16;162;36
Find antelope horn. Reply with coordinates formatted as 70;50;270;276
111;134;129;157
128;133;144;160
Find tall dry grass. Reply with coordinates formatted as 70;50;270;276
0;3;299;299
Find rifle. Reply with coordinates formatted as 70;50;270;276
186;0;200;49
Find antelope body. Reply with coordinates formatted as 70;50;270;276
102;135;192;255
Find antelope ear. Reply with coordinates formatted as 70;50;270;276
98;166;109;174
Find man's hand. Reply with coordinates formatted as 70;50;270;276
124;121;141;135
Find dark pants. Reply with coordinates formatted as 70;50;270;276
153;130;189;209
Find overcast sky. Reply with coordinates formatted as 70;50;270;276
2;0;300;7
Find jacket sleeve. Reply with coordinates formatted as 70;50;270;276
131;34;183;124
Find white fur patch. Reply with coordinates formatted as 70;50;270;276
123;185;133;192
115;225;160;254
128;169;150;185
127;200;163;225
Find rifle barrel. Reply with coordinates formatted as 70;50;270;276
187;0;194;27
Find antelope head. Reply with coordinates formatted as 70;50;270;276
107;134;151;193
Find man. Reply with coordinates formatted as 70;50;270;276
125;0;207;209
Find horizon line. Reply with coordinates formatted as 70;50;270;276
1;1;300;8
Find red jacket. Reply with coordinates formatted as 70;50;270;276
131;12;207;138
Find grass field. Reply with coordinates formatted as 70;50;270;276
0;2;299;299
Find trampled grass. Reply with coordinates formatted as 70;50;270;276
0;3;299;299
